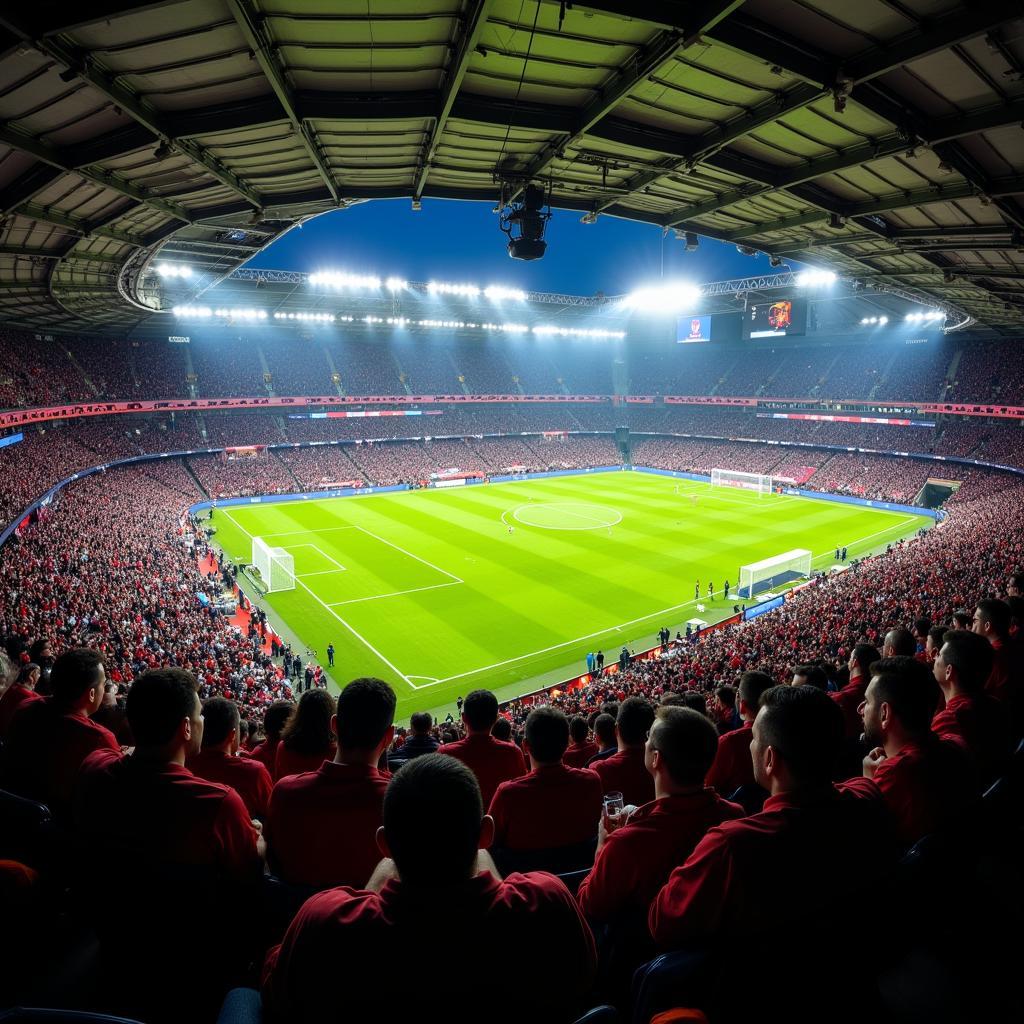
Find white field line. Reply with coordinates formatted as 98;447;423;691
353;525;464;584
256;525;359;539
289;543;346;571
328;580;461;607
423;511;926;689
223;510;414;686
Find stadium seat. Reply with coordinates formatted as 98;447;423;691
0;788;58;870
492;837;597;876
571;1008;619;1024
631;949;715;1024
0;1012;144;1024
556;867;591;896
724;783;766;815
216;988;262;1024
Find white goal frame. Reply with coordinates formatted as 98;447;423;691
738;549;812;600
251;537;296;593
711;467;773;496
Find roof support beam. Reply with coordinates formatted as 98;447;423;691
225;0;339;205
0;14;262;209
514;1;746;185
413;0;492;202
16;204;142;247
0;244;121;263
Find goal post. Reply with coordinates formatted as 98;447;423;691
738;548;812;599
711;467;773;496
251;537;296;593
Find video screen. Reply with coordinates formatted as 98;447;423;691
676;314;712;343
746;298;805;339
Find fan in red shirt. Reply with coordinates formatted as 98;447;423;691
562;715;599;768
931;628;1012;783
267;676;395;890
274;689;337;780
75;668;263;1022
578;705;743;923
488;706;602;861
187;697;273;819
0;662;43;738
852;655;974;844
705;670;773;796
974;599;1022;728
650;686;896;951
263;754;596;1024
3;648;118;817
248;700;293;774
830;643;880;740
592;696;656;806
441;689;525;806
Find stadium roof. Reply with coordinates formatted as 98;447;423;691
1;0;1023;333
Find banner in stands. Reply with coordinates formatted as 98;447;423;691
758;412;935;427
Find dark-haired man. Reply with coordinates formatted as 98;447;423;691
650;686;893;947
932;630;1010;782
585;713;619;767
267;677;395;890
3;648;118;816
249;701;293;774
489;706;602;852
442;688;525;806
187;697;273;819
882;627;917;659
592;697;657;806
831;643;880;739
705;670;773;795
262;755;596;1024
562;715;598;768
973;599;1021;717
850;657;972;844
791;664;829;690
0;661;42;738
391;711;439;761
578;707;742;922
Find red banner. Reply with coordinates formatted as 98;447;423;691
664;396;758;407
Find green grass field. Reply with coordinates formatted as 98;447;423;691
210;470;931;722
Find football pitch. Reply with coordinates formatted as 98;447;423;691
210;470;932;722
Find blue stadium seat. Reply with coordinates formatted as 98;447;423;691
724;783;766;815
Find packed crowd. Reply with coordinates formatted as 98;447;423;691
4;325;1024;409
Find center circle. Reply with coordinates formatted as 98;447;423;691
511;502;622;530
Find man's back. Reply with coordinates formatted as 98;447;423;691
489;764;602;850
650;785;894;948
4;699;119;814
263;872;596;1024
442;733;525;806
831;679;869;739
0;683;42;738
562;740;598;769
187;747;273;819
592;747;655;806
704;722;754;795
931;692;1011;782
267;761;390;889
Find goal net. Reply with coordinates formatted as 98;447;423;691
738;549;812;600
711;467;773;495
251;537;296;593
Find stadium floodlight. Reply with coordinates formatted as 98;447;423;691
156;263;192;278
385;276;408;292
273;311;334;322
172;305;212;317
622;281;701;314
879;316;888;325
214;308;267;320
427;281;481;297
905;309;945;322
795;269;837;287
309;270;382;290
386;316;409;326
484;284;527;301
532;325;625;339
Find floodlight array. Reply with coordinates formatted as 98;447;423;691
273;311;335;322
156;264;192;278
795;270;837;287
483;285;527;301
385;276;408;291
532;325;625;338
309;271;382;289
859;316;890;325
427;281;481;297
621;282;701;313
905;310;945;322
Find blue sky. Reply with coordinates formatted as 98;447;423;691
249;198;791;295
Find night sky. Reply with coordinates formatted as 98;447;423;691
248;198;802;295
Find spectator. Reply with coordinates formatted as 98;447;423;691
563;715;598;768
0;662;42;738
488;706;602;855
267;677;395;890
391;710;439;761
3;648;118;816
832;643;880;739
578;706;743;922
491;717;513;742
275;689;337;780
584;712;618;766
791;664;829;690
187;697;273;819
592;697;657;806
850;656;973;844
973;599;1021;715
931;630;1010;783
882;627;917;658
250;701;293;774
262;755;596;1024
650;686;895;948
442;689;526;807
705;670;773;796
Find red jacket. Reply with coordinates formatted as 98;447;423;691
489;763;602;850
831;676;869;739
441;733;526;807
186;747;273;819
562;741;599;769
0;683;42;738
592;747;655;807
705;721;754;794
267;761;390;890
274;742;336;781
